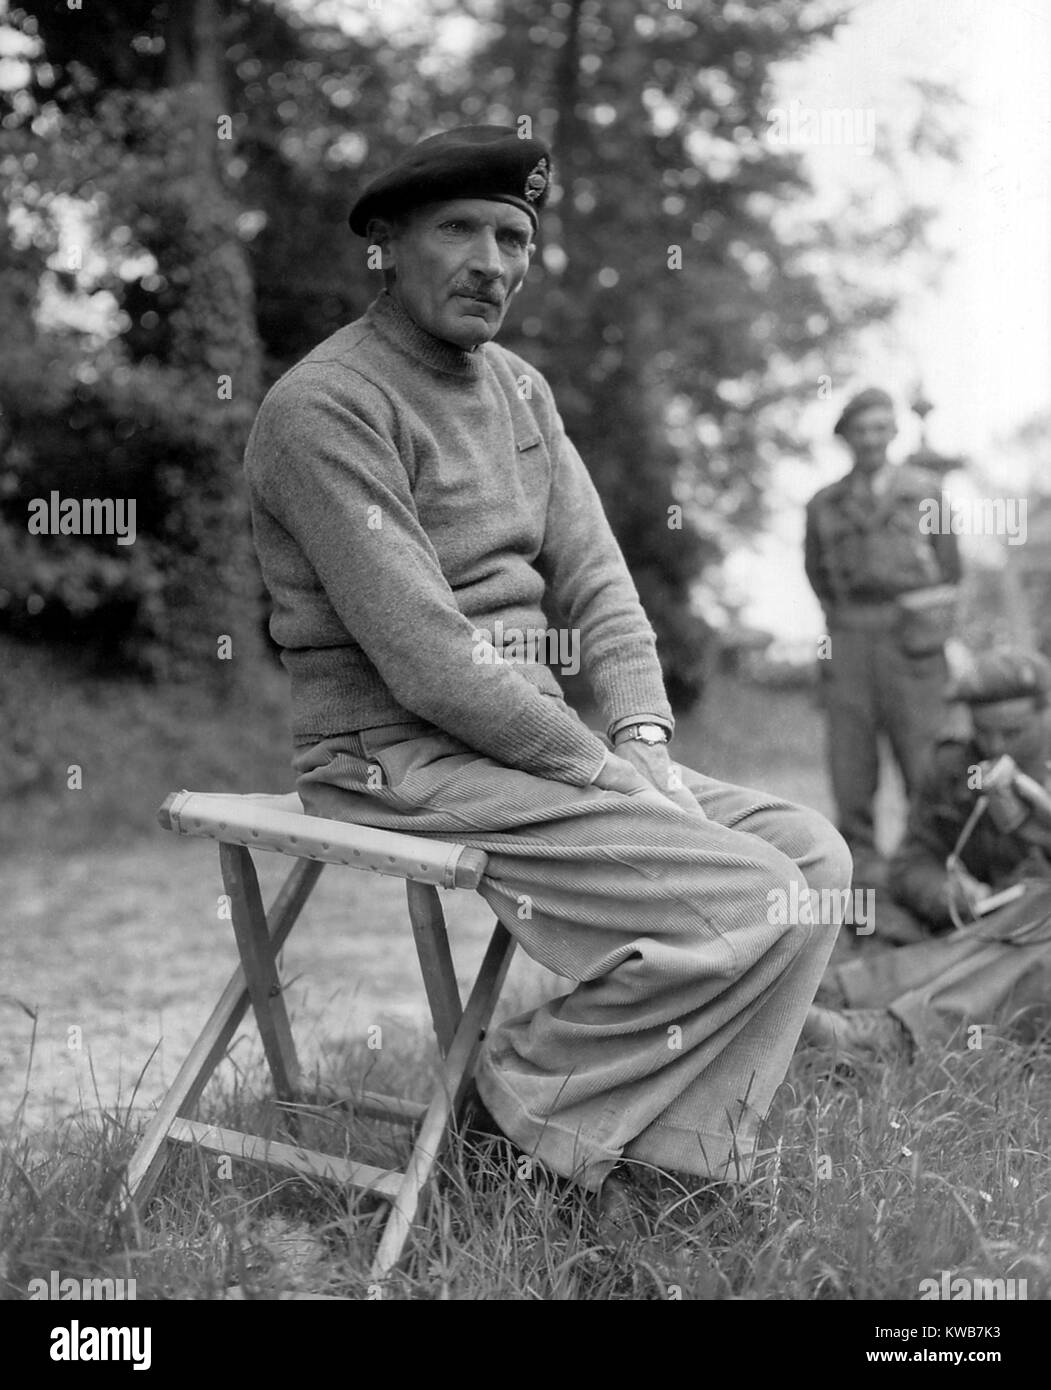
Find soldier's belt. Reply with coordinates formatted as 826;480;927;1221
826;601;901;630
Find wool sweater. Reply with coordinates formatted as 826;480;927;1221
243;290;673;787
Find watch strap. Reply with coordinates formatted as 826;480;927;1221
608;712;673;743
613;722;671;747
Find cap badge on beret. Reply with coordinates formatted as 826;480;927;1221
524;157;549;203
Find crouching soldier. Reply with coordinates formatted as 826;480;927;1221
804;649;1051;1056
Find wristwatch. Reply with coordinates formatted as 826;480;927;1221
613;722;670;747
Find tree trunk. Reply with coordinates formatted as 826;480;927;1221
151;0;266;692
552;0;585;243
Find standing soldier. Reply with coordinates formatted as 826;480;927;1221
804;388;962;887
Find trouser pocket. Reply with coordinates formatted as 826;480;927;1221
357;724;472;808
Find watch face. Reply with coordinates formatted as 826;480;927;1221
637;724;669;744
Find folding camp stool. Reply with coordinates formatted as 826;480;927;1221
123;789;516;1281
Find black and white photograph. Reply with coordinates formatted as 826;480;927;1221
0;0;1048;1337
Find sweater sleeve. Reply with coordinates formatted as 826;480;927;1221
532;385;673;733
246;366;609;786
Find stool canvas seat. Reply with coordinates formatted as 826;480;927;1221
123;789;515;1284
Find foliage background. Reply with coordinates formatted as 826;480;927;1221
0;0;959;730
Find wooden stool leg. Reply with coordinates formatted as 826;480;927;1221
220;843;301;1103
405;880;462;1057
370;919;516;1281
123;858;324;1209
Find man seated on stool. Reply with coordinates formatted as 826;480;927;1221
806;648;1051;1057
243;126;851;1234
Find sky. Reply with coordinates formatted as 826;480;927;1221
789;0;1051;458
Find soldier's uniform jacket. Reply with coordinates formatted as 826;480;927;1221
805;463;961;612
889;735;1050;930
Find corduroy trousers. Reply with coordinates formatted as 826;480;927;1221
829;880;1051;1049
293;713;851;1189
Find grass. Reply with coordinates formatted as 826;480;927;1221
0;635;296;858
2;1021;1048;1300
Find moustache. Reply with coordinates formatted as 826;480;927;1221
454;286;503;305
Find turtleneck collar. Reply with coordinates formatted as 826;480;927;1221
368;290;487;381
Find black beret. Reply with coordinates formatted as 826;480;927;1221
948;649;1051;706
349;125;552;237
834;386;895;436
